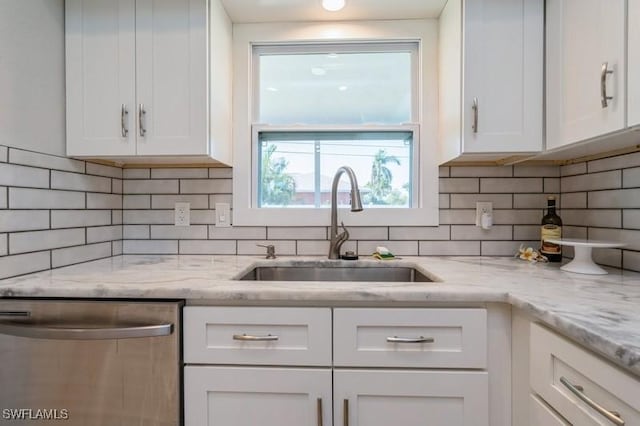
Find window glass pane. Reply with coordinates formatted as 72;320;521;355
258;132;412;208
258;50;412;125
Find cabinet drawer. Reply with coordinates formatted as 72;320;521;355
530;394;569;426
530;323;640;426
333;308;487;368
184;307;331;366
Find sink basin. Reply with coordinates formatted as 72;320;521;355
237;266;433;282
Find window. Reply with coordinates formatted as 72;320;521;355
232;20;439;226
253;43;418;209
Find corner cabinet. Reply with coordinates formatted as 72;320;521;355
183;307;491;426
438;0;544;164
65;0;232;165
545;0;627;150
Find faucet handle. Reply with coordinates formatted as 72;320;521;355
339;221;350;240
256;244;276;259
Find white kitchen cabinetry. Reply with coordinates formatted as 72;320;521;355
438;0;543;163
529;323;640;425
184;306;491;426
629;0;640;128
65;0;232;164
546;0;626;150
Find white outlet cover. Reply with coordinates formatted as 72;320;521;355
475;202;492;227
175;202;190;226
215;203;231;227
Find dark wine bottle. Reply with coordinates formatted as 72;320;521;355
540;196;562;262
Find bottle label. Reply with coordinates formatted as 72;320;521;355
541;225;562;255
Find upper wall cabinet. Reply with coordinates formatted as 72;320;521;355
438;0;544;164
545;0;626;151
65;0;232;165
629;0;640;128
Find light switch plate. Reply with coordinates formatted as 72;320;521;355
215;203;231;227
174;202;190;226
475;202;493;227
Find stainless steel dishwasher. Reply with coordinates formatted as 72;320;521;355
0;299;182;425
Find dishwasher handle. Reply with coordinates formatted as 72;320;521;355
0;321;173;340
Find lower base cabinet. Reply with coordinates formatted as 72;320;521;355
334;370;489;426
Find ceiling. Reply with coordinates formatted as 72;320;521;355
219;0;448;23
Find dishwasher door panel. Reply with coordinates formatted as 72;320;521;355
0;300;181;426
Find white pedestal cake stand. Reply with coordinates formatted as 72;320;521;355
546;238;626;275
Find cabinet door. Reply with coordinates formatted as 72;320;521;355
334;370;488;426
629;0;640;127
462;0;543;153
546;0;626;149
135;0;207;156
529;394;570;426
65;0;136;156
184;367;332;426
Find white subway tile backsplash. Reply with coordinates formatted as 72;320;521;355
179;240;236;255
87;193;122;209
623;250;640;272
123;240;178;254
357;240;418;256
123;210;173;224
0;163;49;188
563;226;588;239
112;179;123;194
559;192;586;209
296;240;330;255
210;194;233;207
209;226;266;240
51;170;111;193
343;227;388;240
124;179;178;194
589;228;640;251
123;225;150;239
439;193;450;209
389;226;449;240
439;178;479;193
151;168;208;179
209;168;233;178
561;209;622;228
560;162;587;176
513;165;560;177
450;193;512;209
52;242;112;268
623;167;640;188
268;227;326;240
439;167;450;177
592;248;622;269
480;178;542;193
450;166;512;177
450;225;512;240
123;195;150;209
0;146;7;162
51;210;111;228
86;162;122;179
544;178;560;193
9;188;85;209
87;225;122;243
150;225;208;240
0;234;6;256
0;187;6;209
237;240;296;255
180;179;232;194
9;148;85;173
0;210;49;232
152;194;208;209
419;240;480;256
588;188;640;209
0;252;51;279
513;193;558;209
438;209;475;224
112;240;123;255
561;170;621;192
623;210;640;229
482;241;537;256
492;209;541;225
190;210;216;224
9;228;85;254
123;168;150;179
588;152;640;173
513;225;540;241
112;210;123;225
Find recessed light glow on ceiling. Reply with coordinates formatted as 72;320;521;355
266;87;278;92
311;67;327;76
338;86;348;91
322;0;345;12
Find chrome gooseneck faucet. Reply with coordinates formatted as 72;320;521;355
328;166;363;259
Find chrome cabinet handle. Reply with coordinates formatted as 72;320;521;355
560;376;625;425
138;103;147;137
121;104;129;137
343;399;349;426
317;398;323;426
472;97;479;133
601;62;614;108
387;336;434;343
232;333;279;341
0;321;173;340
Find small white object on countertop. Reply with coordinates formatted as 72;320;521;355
546;238;627;275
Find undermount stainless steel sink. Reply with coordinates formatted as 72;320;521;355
237;266;433;282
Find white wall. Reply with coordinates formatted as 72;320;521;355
0;0;66;156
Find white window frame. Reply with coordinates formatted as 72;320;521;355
232;20;439;226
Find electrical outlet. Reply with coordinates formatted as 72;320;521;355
174;202;190;226
475;202;493;227
215;203;231;228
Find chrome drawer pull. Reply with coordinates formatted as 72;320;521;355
0;322;173;340
138;103;147;137
560;376;625;426
232;333;279;341
386;336;434;343
0;311;30;317
121;104;129;137
601;62;614;108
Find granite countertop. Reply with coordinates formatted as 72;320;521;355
1;254;639;376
